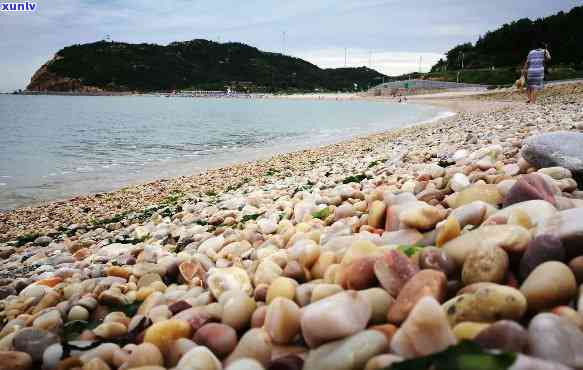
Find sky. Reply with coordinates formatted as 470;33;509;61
0;0;580;92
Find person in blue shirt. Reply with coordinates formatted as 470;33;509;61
522;42;551;104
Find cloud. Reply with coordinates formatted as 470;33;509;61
294;48;444;76
0;0;580;91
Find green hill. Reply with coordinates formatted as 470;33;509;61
431;6;583;73
26;39;385;93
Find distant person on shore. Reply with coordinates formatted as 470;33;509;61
523;41;551;104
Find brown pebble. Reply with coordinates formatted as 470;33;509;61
418;248;456;277
462;245;509;285
341;257;378;290
568;256;583;284
254;284;269;302
56;356;83;370
194;323;238;358
251;306;268;328
143;319;192;356
168;300;192;315
374;250;419;297
520;235;565;281
283;261;308;283
0;350;32;370
388;270;447;324
504;173;556;207
369;324;398;343
267;354;304;370
474;320;528;353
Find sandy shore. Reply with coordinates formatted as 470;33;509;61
273;92;359;100
407;95;518;114
0;84;579;243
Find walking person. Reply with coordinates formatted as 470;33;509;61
522;42;551;104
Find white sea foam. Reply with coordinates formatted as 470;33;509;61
418;110;457;124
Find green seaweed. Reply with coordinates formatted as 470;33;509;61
291;181;315;197
115;234;149;245
15;233;41;246
90;211;129;226
342;173;371;184
240;212;265;223
367;159;383;168
396;244;424;257
160;191;184;205
159;206;179;219
265;168;279;176
63;320;101;341
105;301;141;317
227;177;252;191
312;207;331;220
386;341;517;370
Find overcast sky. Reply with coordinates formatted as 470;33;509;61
0;0;579;91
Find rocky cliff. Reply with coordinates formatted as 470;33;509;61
26;57;103;92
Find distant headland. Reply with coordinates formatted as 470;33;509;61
26;39;386;94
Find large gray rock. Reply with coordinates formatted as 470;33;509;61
33;236;52;247
521;132;583;185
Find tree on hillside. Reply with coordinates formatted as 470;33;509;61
432;6;583;71
36;40;386;92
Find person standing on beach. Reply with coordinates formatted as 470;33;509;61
523;42;551;104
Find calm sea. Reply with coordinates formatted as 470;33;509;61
0;95;445;210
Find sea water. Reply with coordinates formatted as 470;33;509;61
0;94;446;210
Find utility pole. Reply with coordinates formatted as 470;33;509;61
344;48;348;67
419;56;423;73
461;51;465;69
369;51;372;69
458;51;465;70
282;31;286;54
458;51;465;83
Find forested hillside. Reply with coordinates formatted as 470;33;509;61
431;6;583;72
27;40;385;92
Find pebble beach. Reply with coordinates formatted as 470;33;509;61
1;83;583;369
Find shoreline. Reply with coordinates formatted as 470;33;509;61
0;93;513;241
0;93;444;211
0;84;580;243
